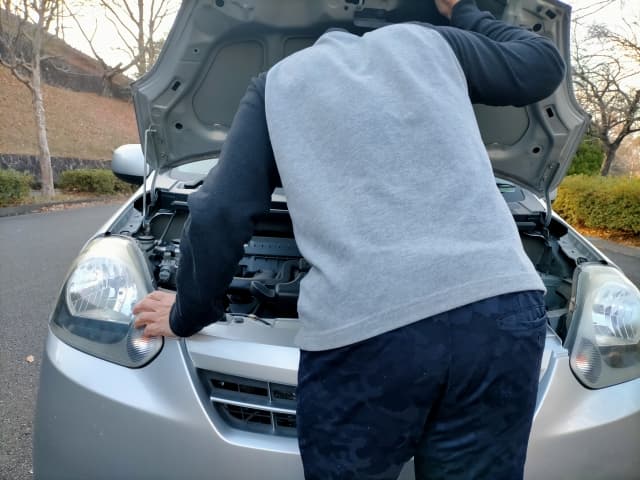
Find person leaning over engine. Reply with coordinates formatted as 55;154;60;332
134;0;564;478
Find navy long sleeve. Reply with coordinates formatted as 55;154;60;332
169;2;565;337
169;73;279;337
433;0;566;106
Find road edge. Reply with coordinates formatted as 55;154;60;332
0;197;122;217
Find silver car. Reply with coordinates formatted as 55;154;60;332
34;0;640;478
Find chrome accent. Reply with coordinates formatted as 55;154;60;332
209;395;296;415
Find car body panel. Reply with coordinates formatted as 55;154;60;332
526;351;640;479
34;322;640;479
33;0;640;477
132;0;588;196
33;177;640;478
33;332;304;480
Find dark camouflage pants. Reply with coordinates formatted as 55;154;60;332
296;290;547;480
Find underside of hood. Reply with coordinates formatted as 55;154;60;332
132;0;588;196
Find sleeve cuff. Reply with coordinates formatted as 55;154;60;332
169;295;226;337
169;298;196;338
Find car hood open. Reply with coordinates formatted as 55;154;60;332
132;0;588;197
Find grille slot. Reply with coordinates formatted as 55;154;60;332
199;370;297;437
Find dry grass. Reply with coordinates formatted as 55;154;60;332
23;190;102;204
4;190;128;206
0;65;139;160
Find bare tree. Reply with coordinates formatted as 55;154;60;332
98;0;173;78
570;0;640;176
590;17;640;66
573;45;640;176
65;9;135;96
572;0;616;23
0;1;64;196
63;0;173;94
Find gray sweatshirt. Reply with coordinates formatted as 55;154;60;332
265;24;546;350
170;0;564;350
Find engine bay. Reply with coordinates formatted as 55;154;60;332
109;187;590;336
112;195;313;319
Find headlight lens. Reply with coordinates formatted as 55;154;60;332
51;235;162;368
567;263;640;388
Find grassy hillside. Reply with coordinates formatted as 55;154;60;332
0;65;138;160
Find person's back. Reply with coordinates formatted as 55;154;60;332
133;1;567;478
265;23;544;350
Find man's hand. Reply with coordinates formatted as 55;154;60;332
133;290;178;338
434;0;460;20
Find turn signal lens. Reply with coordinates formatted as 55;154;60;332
567;264;640;388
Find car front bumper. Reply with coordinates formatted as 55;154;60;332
34;327;640;480
33;331;305;480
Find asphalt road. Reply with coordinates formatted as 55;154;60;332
588;237;640;288
0;203;121;480
0;204;639;480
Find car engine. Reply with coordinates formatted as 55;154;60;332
111;197;309;319
108;188;587;333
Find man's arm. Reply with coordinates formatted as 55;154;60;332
134;73;279;338
170;72;279;337
432;0;566;106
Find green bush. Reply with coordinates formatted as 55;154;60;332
0;169;33;207
59;169;135;194
555;175;640;234
567;136;604;176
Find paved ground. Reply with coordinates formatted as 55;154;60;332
0;204;638;479
587;237;640;287
0;203;121;480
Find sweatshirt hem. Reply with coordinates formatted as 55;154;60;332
295;273;545;351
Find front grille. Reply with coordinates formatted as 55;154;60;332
198;370;297;437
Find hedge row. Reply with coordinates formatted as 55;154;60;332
555;175;640;234
0;169;33;207
58;169;136;195
567;136;603;176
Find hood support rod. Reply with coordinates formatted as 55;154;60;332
544;188;552;231
142;127;156;234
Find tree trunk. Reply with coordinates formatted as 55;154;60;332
31;9;54;197
137;0;146;75
102;72;115;97
600;146;618;176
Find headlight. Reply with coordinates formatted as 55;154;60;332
50;235;162;368
566;263;640;388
